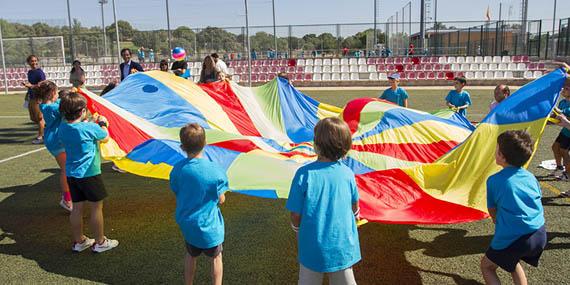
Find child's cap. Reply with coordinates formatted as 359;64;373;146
387;73;400;80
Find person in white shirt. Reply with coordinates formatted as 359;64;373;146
211;53;229;75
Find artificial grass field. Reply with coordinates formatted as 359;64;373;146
0;88;569;284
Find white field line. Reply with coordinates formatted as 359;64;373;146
0;115;29;118
0;147;46;164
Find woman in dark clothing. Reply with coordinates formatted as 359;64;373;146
198;55;220;84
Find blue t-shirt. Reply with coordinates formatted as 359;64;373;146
559;99;570;137
58;122;108;178
26;68;46;98
380;87;409;107
169;157;228;249
286;161;361;273
486;166;545;250
445;90;472;117
39;99;64;156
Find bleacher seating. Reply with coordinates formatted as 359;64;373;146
0;56;549;90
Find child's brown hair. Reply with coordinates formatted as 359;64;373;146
34;80;57;103
497;130;534;167
314;117;352;161
180;123;206;157
59;92;87;121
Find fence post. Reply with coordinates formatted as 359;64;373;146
494;21;499;56
467;27;471;55
545;32;549;59
336;24;341;57
566;18;570;56
537;20;542;57
288;25;292;58
564;18;570;56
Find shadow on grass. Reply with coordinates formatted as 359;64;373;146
3;168;567;284
0;125;38;144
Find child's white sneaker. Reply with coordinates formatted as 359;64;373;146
59;198;72;212
91;237;119;253
556;172;569;181
72;237;95;252
31;136;44;144
111;164;126;173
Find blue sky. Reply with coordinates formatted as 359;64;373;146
2;0;569;32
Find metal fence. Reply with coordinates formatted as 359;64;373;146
0;19;564;68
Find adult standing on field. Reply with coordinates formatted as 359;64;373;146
119;48;144;82
22;54;46;144
69;60;86;88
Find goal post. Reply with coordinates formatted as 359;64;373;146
1;35;66;67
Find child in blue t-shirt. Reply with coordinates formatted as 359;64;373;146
35;81;72;211
481;130;546;284
380;73;409;107
170;123;228;285
286;117;361;284
446;76;472;117
551;85;570;180
58;92;119;253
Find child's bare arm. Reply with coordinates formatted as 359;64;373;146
290;212;301;228
352;203;360;220
95;115;110;143
488;208;497;224
219;193;226;205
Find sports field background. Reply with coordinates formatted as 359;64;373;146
1;87;569;284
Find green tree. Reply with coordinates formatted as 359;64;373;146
106;20;136;41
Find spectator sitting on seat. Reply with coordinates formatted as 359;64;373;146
119;48;144;81
69;60;86;88
199;55;220;84
489;84;510;111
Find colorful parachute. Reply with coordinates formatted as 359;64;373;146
79;68;567;224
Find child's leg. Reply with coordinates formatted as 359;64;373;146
184;253;197;285
511;263;528;285
480;255;500;285
562;149;570;175
328;267;357;285
298;264;323;285
211;253;223;285
88;201;105;243
55;152;71;201
69;202;85;243
552;142;562;166
38;118;45;138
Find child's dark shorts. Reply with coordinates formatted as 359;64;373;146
185;242;223;258
555;133;570;150
67;175;108;203
486;225;547;272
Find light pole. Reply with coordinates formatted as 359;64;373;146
66;0;75;60
99;0;108;57
112;0;121;63
373;0;377;49
272;0;277;56
166;0;172;55
0;23;8;96
552;0;557;36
